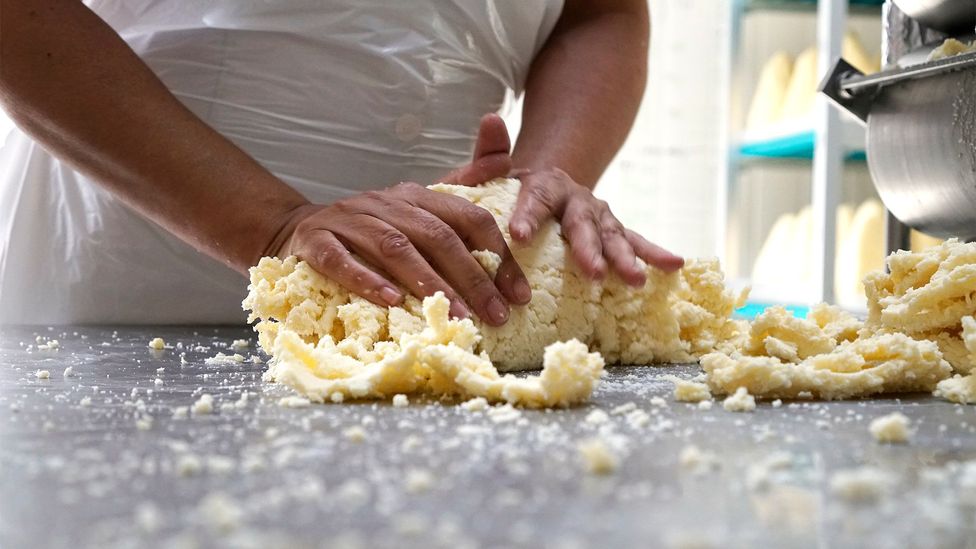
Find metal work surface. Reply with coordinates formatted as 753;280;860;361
2;325;976;549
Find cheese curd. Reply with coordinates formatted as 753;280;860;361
244;178;743;408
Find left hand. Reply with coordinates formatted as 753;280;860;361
443;113;685;287
508;167;685;287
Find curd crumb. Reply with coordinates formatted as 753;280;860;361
577;438;619;475
869;412;910;443
192;394;214;415
723;387;756;412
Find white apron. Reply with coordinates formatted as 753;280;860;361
0;0;562;325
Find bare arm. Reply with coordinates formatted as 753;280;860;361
0;0;307;273
0;0;529;324
512;0;649;188
507;0;683;283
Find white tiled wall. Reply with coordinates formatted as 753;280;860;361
593;0;731;260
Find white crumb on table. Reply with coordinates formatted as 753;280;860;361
577;437;619;475
192;394;214;415
723;387;756;412
487;404;521;424
679;445;717;474
611;402;637;415
343;425;367;442
869;412;911;443
829;467;892;503
278;396;311;408
585;409;609;425
229;339;249;351
461;397;488;412
670;377;712;403
404;468;435;493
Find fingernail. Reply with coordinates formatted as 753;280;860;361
510;220;529;240
486;296;509;324
380;287;402;306
450;300;471;320
514;278;532;303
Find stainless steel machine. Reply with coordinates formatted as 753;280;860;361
820;0;976;251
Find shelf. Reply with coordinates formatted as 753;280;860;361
743;0;884;14
737;117;866;160
739;130;866;160
734;301;810;319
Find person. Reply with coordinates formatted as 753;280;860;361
0;0;683;326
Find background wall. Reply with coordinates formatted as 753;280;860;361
591;0;731;260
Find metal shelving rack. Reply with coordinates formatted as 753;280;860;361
720;0;883;313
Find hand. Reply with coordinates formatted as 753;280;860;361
447;113;684;285
508;167;685;286
274;181;532;327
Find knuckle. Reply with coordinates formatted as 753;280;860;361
600;223;625;241
313;241;345;269
469;207;499;232
377;230;412;257
361;190;384;202
529;183;559;210
417;216;457;243
461;268;496;293
394;181;423;194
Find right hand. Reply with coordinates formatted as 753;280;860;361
273;182;532;327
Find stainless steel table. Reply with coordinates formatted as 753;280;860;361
2;325;975;549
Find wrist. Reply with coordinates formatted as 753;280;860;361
251;201;318;267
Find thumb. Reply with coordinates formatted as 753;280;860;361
442;113;513;186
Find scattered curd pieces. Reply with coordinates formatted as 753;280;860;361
722;387;756;412
670;377;712;403
148;337;165;350
230;339;249;351
192;394;214;415
934;374;976;404
278;396;311;408
577;438;619;475
829;467;892;503
461;397;488;412
869;412;911;443
343;426;367;443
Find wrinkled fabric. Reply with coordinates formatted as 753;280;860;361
0;0;562;324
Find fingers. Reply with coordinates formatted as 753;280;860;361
472;113;511;160
509;178;563;243
298;230;403;308
599;210;646;286
626;230;685;273
335;214;473;321
561;201;607;280
394;207;514;326
562;200;683;285
455;152;512;187
419;191;532;306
